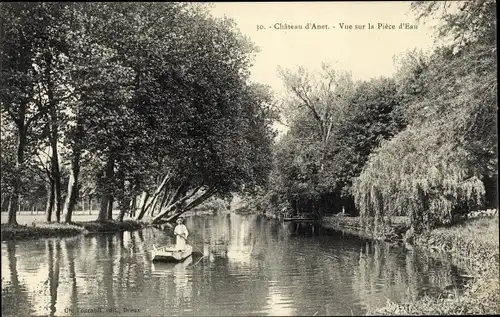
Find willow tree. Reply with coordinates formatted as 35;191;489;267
353;0;497;234
353;124;486;234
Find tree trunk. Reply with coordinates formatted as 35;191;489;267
291;199;298;217
145;177;170;216
46;180;55;222
97;194;108;222
117;196;130;222
96;156;114;222
157;189;171;214
183;187;217;212
63;116;83;223
7;193;16;224
107;195;114;220
164;182;187;211
153;186;203;223
50;138;62;223
89;195;94;215
96;175;108;222
153;186;171;216
46;55;62;223
63;157;80;223
135;191;150;220
152;186;214;224
129;196;136;218
135;175;170;220
149;191;162;217
8;126;27;226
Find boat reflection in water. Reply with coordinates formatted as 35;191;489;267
151;254;196;308
151;255;194;276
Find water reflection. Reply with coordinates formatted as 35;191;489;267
352;241;463;312
2;213;467;316
2;241;35;316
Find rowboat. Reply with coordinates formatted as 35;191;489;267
151;244;193;262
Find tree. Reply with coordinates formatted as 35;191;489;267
278;64;355;169
353;1;497;234
411;0;496;50
0;115;17;212
269;68;404;217
1;2;279;226
0;3;54;225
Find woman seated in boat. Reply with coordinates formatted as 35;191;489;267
174;217;189;251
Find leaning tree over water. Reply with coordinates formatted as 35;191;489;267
0;2;276;225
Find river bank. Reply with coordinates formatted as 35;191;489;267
0;208;222;241
372;215;499;315
1;220;146;241
268;209;498;314
321;215;409;243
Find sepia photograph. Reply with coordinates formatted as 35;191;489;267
1;1;498;316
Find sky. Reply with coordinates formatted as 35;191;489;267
210;2;438;93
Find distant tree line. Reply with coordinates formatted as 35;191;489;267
256;0;497;234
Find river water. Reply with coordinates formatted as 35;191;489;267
2;213;466;316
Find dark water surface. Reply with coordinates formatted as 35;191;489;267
2;213;466;316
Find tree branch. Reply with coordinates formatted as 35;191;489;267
27;160;52;185
160;187;218;224
183;187;218;212
142;173;171;213
290;86;324;136
36;153;53;179
164;181;187;210
151;184;203;223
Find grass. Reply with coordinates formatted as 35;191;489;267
321;215;409;242
372;215;499;315
0;211;121;225
1;212;148;240
415;216;499;271
1;222;87;240
371;270;499;315
73;219;146;233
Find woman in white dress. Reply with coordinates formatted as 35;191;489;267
174;217;189;251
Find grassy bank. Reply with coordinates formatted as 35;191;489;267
372;215;499;315
1;219;147;241
321;215;409;242
1;222;87;240
0;209;223;240
75;220;146;233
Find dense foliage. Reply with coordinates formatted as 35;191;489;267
353;0;497;234
260;0;496;235
258;66;406;218
1;2;276;225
